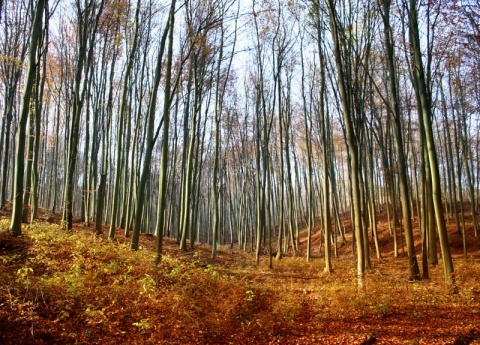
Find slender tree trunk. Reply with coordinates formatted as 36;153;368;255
312;6;333;270
21;110;35;222
30;21;48;222
131;1;172;250
109;0;141;239
380;0;420;280
81;65;93;226
211;16;226;258
326;0;364;286
63;0;104;231
409;0;454;286
300;35;314;262
179;56;202;251
9;0;45;236
154;0;176;264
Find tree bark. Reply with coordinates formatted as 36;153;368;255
326;0;365;286
380;0;420;281
109;0;142;239
9;0;45;236
409;0;454;286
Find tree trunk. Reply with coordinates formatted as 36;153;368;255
326;0;365;286
380;0;420;281
31;19;48;222
63;0;105;231
409;0;454;287
131;1;173;250
109;0;141;239
9;0;45;236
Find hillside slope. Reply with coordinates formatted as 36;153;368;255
1;208;479;344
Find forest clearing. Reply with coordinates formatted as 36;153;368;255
1;206;479;345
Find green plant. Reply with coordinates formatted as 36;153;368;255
132;318;151;332
245;289;255;302
16;267;34;286
204;264;219;279
85;307;106;325
103;260;121;275
139;274;156;295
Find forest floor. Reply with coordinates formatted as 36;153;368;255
1;207;480;344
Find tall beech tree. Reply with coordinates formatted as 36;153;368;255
312;0;333;272
212;0;238;259
0;0;32;211
380;0;420;281
154;0;177;264
9;0;46;236
30;4;49;222
325;0;365;287
131;0;176;251
108;0;141;239
63;0;105;231
408;0;454;286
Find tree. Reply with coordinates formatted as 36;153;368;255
130;0;176;251
380;0;420;281
212;0;237;259
63;0;105;231
154;0;176;264
0;0;4;25
325;0;365;287
0;0;32;211
407;0;454;286
108;0;142;239
9;0;46;236
178;0;217;251
30;3;49;222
